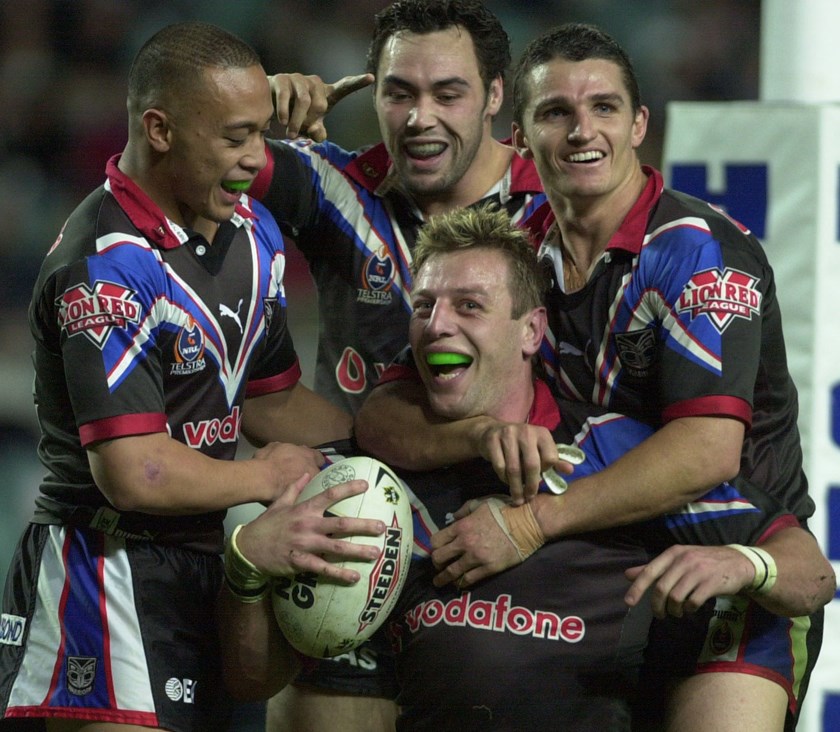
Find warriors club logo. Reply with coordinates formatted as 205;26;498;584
613;328;658;378
66;656;97;696
56;280;141;349
676;267;762;334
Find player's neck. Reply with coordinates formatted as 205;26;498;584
418;138;513;218
552;167;647;270
485;372;536;424
190;218;221;242
120;143;221;244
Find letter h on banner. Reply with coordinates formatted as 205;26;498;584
670;164;769;239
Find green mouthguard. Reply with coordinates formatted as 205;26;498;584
426;352;472;366
223;180;251;193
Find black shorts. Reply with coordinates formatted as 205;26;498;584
0;523;233;732
292;626;398;699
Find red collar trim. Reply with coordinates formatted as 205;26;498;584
105;154;255;249
343;143;394;191
609;166;662;254
524;166;664;254
529;379;561;430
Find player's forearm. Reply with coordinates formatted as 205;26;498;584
751;527;836;617
88;432;280;513
242;382;352;447
532;416;743;539
217;589;300;701
354;380;492;469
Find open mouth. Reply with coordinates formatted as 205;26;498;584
426;352;473;379
405;142;447;160
221;180;252;194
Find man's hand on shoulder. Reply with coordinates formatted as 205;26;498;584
474;422;568;504
268;72;374;141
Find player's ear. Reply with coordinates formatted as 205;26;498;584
486;75;504;117
143;108;172;153
512;122;533;160
521;306;546;358
631;105;649;150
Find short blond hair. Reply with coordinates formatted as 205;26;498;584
413;206;546;318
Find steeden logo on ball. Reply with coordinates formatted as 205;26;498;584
272;456;413;658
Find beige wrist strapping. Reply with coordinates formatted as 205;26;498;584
485;498;546;561
224;524;269;603
727;543;778;595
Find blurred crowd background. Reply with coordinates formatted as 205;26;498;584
0;0;760;586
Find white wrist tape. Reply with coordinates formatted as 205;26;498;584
727;543;778;595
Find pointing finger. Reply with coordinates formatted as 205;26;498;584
327;73;375;105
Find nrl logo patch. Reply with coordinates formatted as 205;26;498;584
56;280;141;349
67;655;97;696
676;267;762;334
358;249;394;305
171;318;206;376
613;328;657;378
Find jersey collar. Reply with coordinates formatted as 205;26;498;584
507;143;544;195
609;166;663;254
105;154;255;250
524;166;664;255
343;142;392;192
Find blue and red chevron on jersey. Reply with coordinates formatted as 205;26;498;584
29;154;299;518
253;138;545;412
533;167;812;520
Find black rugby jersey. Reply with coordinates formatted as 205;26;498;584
529;167;813;521
29;156;299;526
320;380;795;729
252;139;545;413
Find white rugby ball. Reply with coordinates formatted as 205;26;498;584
271;456;413;658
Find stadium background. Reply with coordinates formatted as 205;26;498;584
1;1;835;729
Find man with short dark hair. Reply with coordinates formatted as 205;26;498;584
0;21;380;732
256;2;546;726
255;0;545;415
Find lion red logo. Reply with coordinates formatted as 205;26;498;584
676;267;762;333
56;280;141;349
